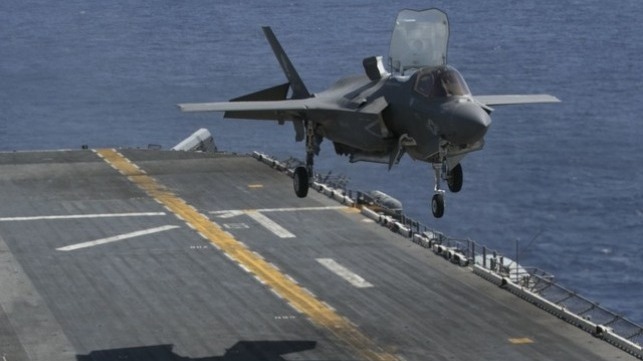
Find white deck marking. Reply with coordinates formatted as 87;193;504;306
254;205;347;213
214;210;245;218
223;223;250;229
316;258;374;288
0;212;166;222
210;206;348;238
210;205;346;215
246;211;295;238
56;225;180;251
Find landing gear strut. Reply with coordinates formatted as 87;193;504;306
430;143;464;218
293;120;316;198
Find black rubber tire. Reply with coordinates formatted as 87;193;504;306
293;166;309;198
447;163;463;193
431;193;445;218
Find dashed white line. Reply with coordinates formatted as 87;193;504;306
287;301;303;314
56;225;180;251
245;211;295;238
284;274;299;285
316;258;374;289
322;301;336;312
270;288;284;300
302;287;316;298
238;264;251;274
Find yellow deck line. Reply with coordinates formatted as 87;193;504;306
95;149;398;361
508;337;534;345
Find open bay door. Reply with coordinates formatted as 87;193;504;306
388;9;449;75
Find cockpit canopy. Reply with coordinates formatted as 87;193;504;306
389;9;449;75
414;66;470;99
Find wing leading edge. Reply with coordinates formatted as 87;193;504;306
178;99;311;114
177;98;315;124
474;94;560;106
178;97;388;123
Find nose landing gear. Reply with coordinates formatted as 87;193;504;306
430;162;464;218
431;192;445;218
430;143;464;218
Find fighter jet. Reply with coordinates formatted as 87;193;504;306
179;9;559;218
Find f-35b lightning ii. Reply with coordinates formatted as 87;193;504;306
179;9;559;218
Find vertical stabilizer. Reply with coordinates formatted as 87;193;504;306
262;27;310;99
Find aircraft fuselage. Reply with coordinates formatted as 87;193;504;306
314;65;491;165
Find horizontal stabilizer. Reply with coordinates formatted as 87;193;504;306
475;94;560;106
225;83;291;120
230;83;290;102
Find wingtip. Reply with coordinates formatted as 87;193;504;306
542;94;561;103
177;103;201;112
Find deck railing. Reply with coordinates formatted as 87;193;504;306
253;152;643;359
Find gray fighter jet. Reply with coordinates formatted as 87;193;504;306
179;9;559;218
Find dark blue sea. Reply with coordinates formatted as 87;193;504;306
2;0;642;324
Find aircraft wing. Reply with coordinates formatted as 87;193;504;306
178;99;310;114
178;96;389;143
178;97;387;121
177;98;321;124
474;94;560;106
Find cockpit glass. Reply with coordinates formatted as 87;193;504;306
389;9;449;75
414;66;470;98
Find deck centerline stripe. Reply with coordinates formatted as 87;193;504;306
94;148;397;361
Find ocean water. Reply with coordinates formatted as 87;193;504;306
1;0;642;324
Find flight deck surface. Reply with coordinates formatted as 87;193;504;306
0;149;635;361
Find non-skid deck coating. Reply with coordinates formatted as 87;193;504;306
0;149;635;361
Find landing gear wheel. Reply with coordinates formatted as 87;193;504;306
447;163;463;193
293;166;309;198
431;193;445;218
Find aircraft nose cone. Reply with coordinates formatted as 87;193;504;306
447;103;491;145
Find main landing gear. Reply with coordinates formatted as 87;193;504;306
293;120;316;198
431;145;464;218
293;166;309;197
